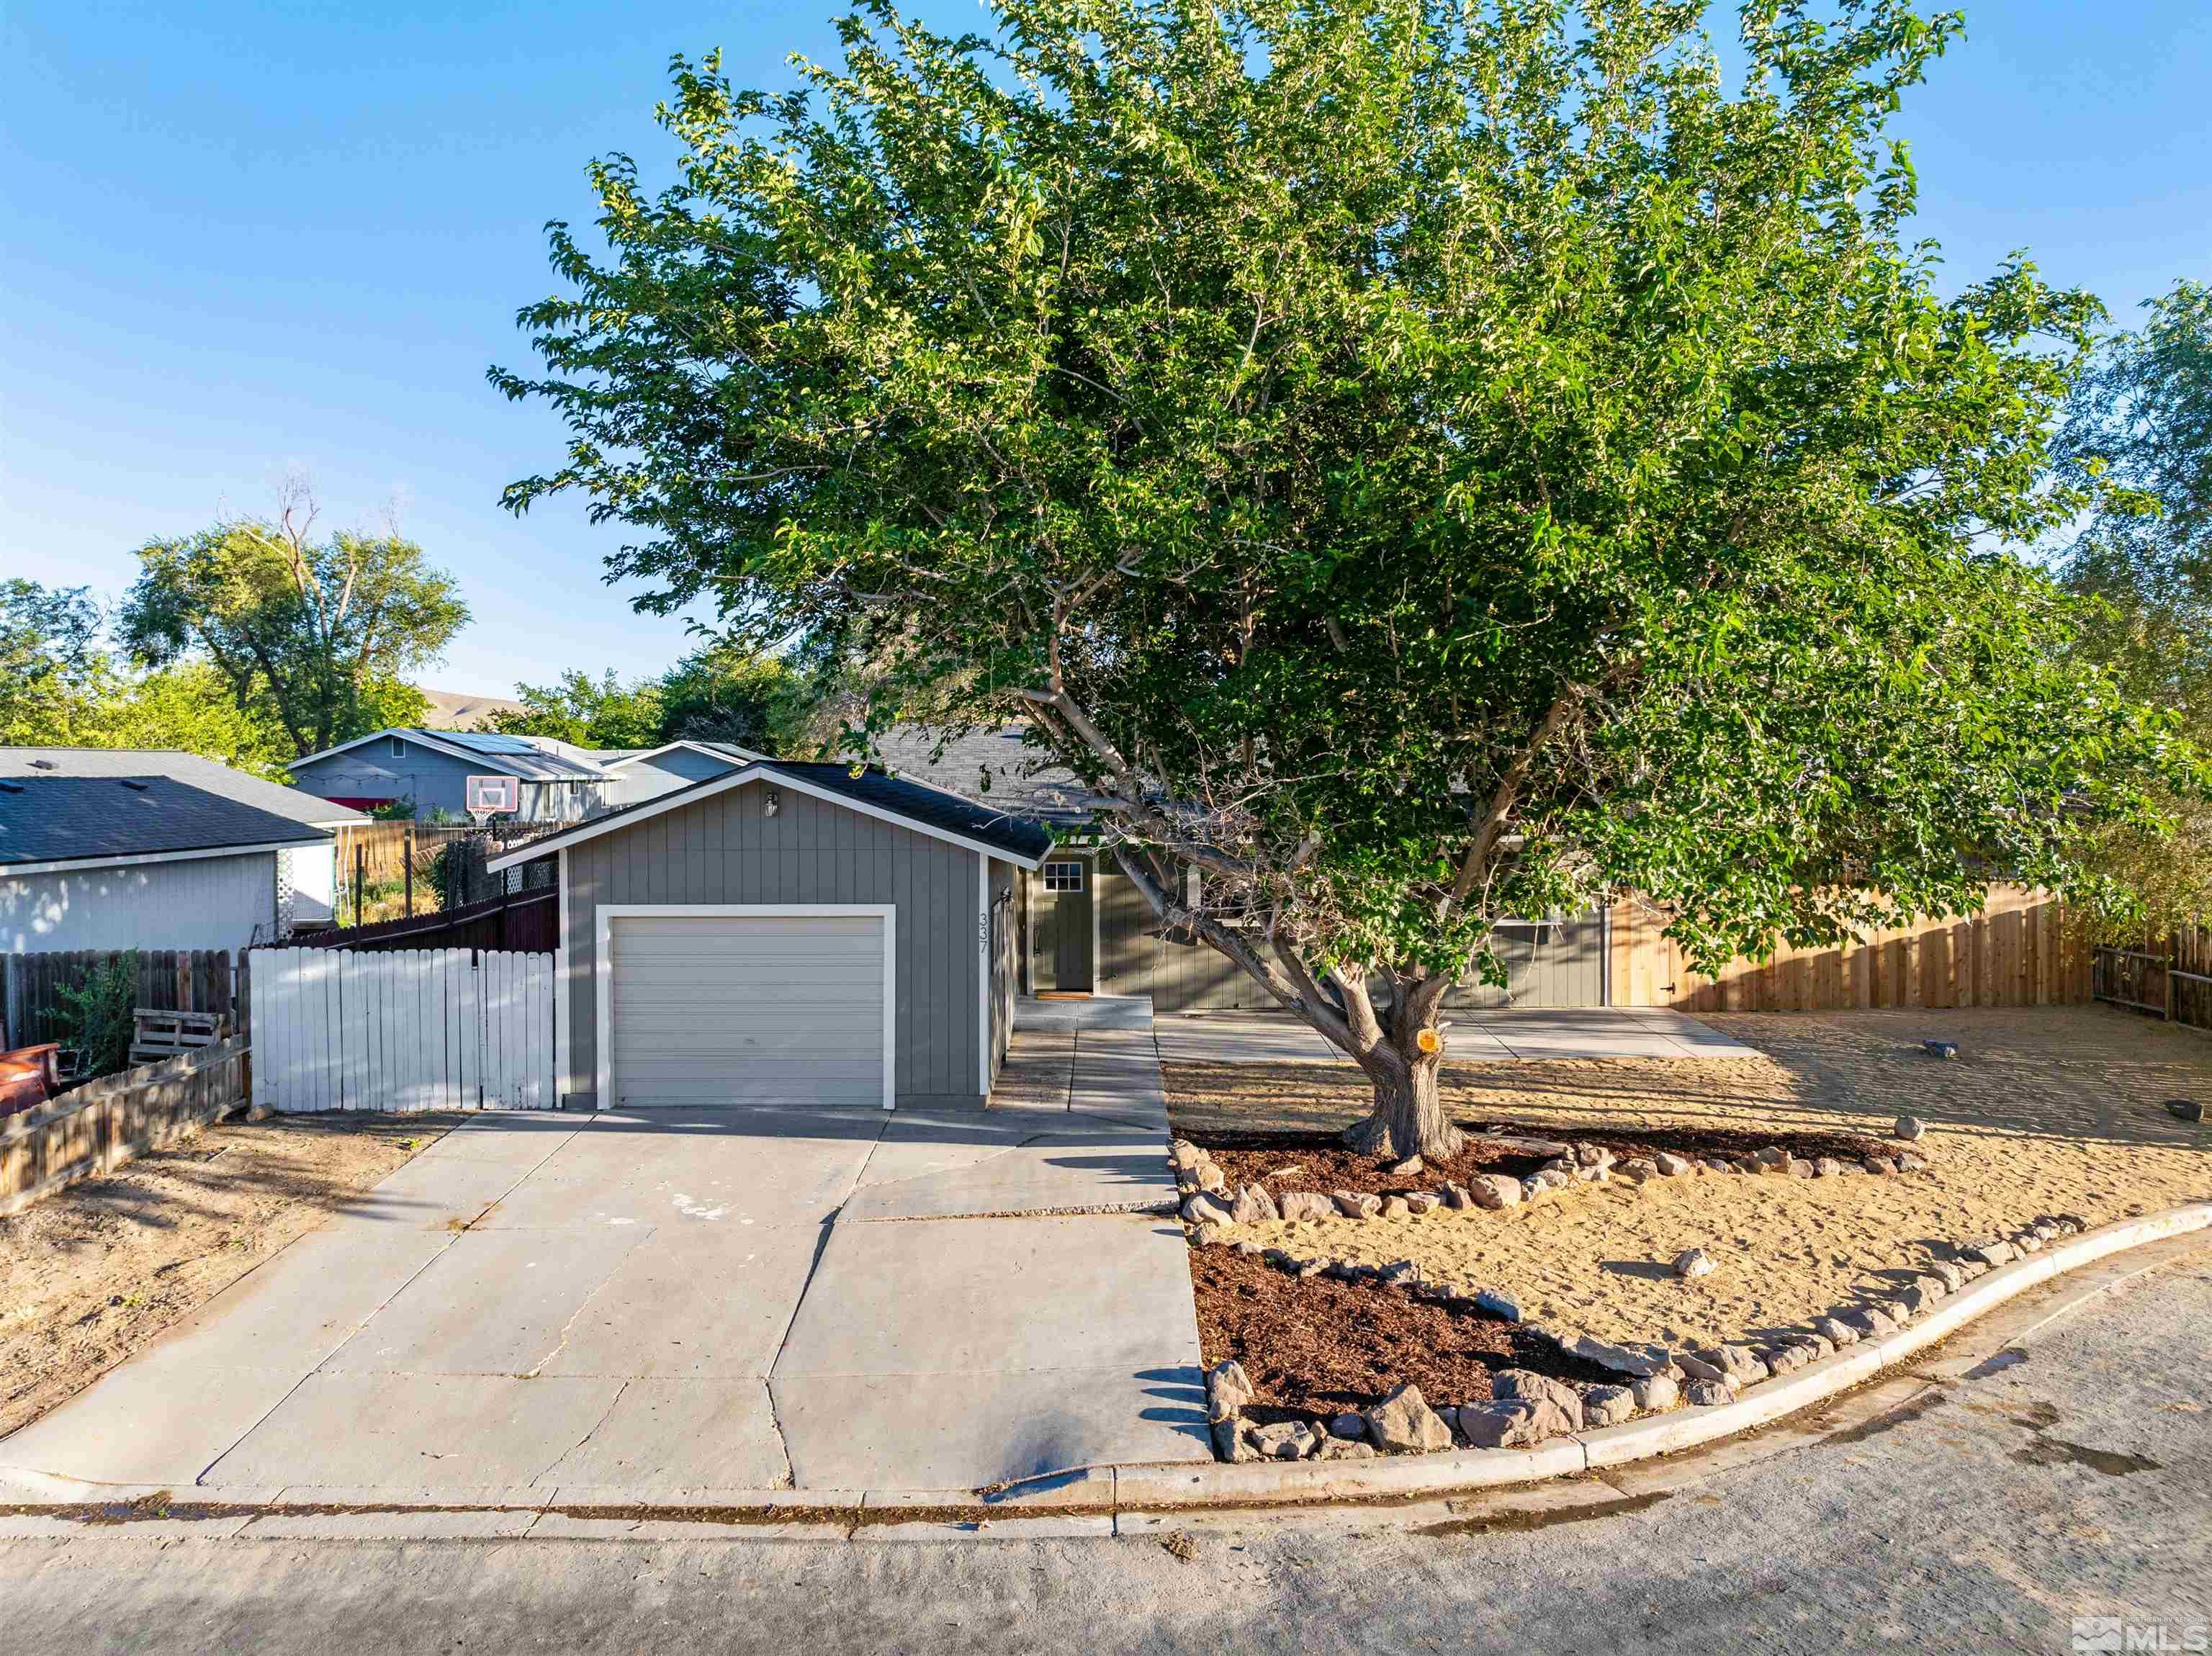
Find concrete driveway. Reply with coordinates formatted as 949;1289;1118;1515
0;1018;1208;1500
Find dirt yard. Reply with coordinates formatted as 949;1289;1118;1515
1169;1007;2212;1362
0;1113;451;1439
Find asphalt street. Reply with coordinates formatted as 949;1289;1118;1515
6;1243;2208;1655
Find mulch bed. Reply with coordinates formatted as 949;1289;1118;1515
1196;1118;1892;1198
1190;1247;1617;1418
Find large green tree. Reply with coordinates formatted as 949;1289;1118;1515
1;578;289;773
497;0;2193;1156
2054;281;2212;933
120;485;468;757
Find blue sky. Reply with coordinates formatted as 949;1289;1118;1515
4;1;2210;698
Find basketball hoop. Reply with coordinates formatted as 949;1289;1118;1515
466;774;519;822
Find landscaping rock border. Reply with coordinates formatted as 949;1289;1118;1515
1176;1130;2167;1467
1172;1130;1930;1243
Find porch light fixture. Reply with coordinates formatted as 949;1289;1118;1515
764;788;781;817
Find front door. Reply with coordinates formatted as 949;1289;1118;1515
1033;855;1094;992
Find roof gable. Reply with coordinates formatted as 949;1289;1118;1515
487;760;1053;872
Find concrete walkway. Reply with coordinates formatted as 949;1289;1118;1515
0;1022;1207;1501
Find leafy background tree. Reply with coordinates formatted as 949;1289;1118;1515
119;482;469;757
492;642;809;752
2052;280;2212;935
500;0;2196;1156
2;579;289;773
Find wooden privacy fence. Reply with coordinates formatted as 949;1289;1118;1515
249;947;554;1112
1;949;247;1051
1;1035;251;1218
2092;924;2212;1033
1609;886;2093;1012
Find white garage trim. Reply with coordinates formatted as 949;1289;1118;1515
594;903;897;1112
976;851;989;1097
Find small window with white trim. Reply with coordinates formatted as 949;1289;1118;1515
1042;860;1085;893
390;735;406;757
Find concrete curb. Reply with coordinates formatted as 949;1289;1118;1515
3;1201;2205;1537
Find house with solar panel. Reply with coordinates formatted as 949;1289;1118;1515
285;729;618;823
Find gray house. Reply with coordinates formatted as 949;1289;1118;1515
0;750;367;953
598;740;770;808
486;760;1049;1111
287;729;613;823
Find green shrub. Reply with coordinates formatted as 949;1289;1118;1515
55;951;140;1079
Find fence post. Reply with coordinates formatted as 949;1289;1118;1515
2167;936;2177;1022
404;826;415;919
354;842;367;927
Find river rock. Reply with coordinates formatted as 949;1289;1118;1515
1230;1184;1280;1225
1492;1370;1586;1430
1277;1191;1336;1224
1583;1385;1637;1427
1560;1333;1675;1378
1786;1158;1816;1177
1377;1259;1421;1287
1653;1152;1693;1177
1838;1305;1899;1341
1182;1193;1232;1227
1673;1247;1716;1280
1211;1417;1258;1462
1316;1436;1378;1461
1894;1115;1928;1140
1965;1238;2015;1269
1614;1157;1660;1184
1207;1359;1255;1421
1575;1145;1614;1169
1630;1372;1680;1412
1442;1183;1474;1210
1474;1287;1524;1323
1467;1174;1523;1210
1688;1344;1768;1385
1249;1420;1315;1461
1328;1412;1368;1439
1811;1315;1859;1347
1863;1156;1897;1175
1683;1378;1735;1408
1752;1146;1791;1171
1455;1396;1573;1449
1812;1156;1845;1177
1896;1152;1928;1172
1331;1191;1382;1219
1364;1384;1454;1454
1403;1193;1440;1216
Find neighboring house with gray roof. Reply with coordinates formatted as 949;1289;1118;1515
286;729;615;823
0;749;367;953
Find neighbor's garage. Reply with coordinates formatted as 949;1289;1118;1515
604;912;889;1108
493;760;1047;1112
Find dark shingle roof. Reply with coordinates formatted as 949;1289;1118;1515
866;726;1103;827
0;750;365;832
767;762;1054;861
0;774;335;869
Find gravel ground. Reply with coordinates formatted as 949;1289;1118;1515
3;1241;2207;1655
0;1112;451;1437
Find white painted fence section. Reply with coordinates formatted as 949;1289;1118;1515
249;948;554;1112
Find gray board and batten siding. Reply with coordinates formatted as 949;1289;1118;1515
554;774;1032;1110
1089;863;1607;1012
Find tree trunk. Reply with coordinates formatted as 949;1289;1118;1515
1344;1048;1462;1161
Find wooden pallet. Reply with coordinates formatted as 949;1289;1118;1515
127;1007;228;1067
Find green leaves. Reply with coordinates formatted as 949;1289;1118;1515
498;0;2190;991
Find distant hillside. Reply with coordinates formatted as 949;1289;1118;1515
419;687;525;730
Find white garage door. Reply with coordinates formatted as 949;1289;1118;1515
606;911;890;1108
